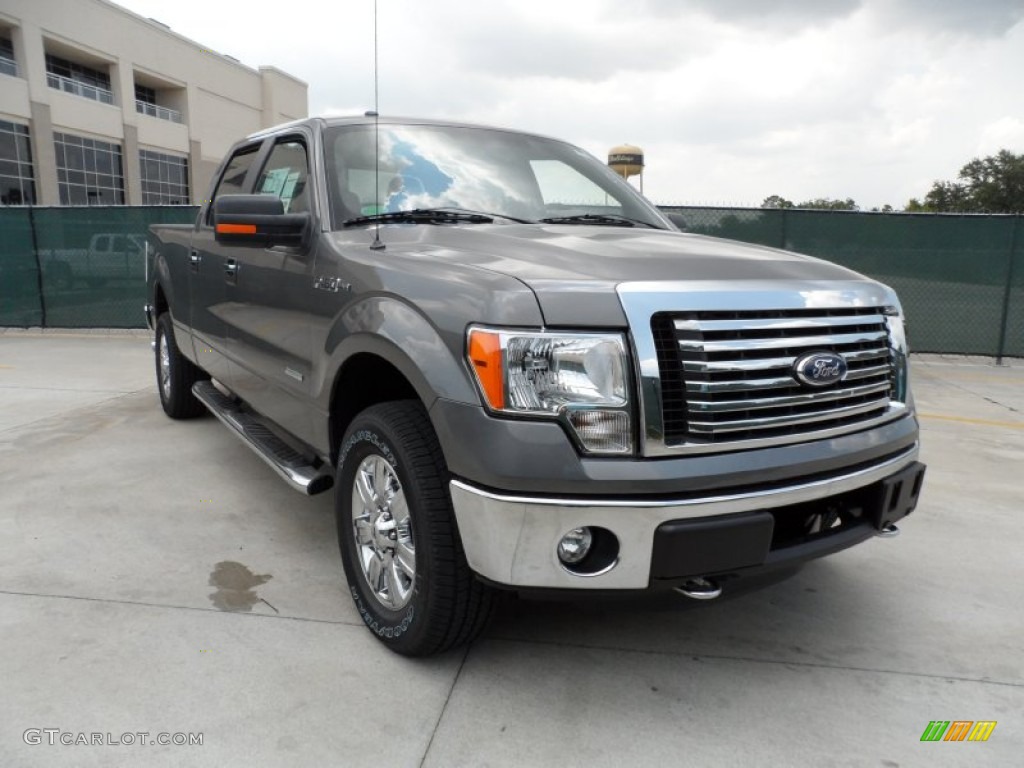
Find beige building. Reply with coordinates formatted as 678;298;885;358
0;0;307;206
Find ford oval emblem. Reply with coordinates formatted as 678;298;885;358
793;352;848;388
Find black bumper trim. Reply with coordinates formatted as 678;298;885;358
650;461;926;582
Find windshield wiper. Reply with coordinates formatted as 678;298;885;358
342;208;494;227
538;213;659;228
430;207;533;224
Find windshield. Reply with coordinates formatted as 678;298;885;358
322;123;668;230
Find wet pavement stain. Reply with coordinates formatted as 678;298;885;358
208;561;272;612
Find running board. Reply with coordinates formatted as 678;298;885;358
192;381;333;496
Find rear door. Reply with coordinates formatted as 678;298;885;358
188;142;264;383
223;134;317;443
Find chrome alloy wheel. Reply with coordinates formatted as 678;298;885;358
351;455;416;610
158;332;172;400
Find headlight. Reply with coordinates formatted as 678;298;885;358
467;327;633;454
883;304;909;403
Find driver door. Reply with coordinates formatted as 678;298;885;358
222;135;317;444
189;143;263;384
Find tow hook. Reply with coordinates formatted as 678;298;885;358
876;523;901;538
674;577;723;600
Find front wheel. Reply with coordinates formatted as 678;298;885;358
155;312;208;419
336;401;493;656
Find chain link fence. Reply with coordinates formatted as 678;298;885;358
1;205;1021;358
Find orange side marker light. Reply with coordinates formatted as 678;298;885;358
468;330;504;410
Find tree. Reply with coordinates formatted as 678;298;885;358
795;197;859;211
761;194;794;209
923;180;973;212
907;149;1024;213
761;195;859;210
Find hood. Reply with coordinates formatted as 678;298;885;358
332;223;871;327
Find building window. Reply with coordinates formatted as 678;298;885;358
0;37;17;78
54;132;124;205
0;120;35;205
135;83;156;105
139;149;189;204
45;53;113;104
134;80;183;123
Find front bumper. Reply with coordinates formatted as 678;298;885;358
450;445;924;590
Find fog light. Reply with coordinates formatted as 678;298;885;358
566;409;632;454
557;527;593;564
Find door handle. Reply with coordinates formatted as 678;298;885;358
224;259;239;278
189;250;201;271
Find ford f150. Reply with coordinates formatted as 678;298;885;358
146;116;926;656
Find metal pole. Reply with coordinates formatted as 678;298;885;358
27;205;47;328
995;214;1021;365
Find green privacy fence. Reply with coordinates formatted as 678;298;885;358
663;207;1023;360
1;205;1022;358
0;206;197;328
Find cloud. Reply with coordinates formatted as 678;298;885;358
977;117;1024;154
448;9;700;81
640;0;861;32
114;0;1024;209
868;0;1024;37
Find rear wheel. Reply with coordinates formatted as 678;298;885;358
155;312;208;419
336;400;493;656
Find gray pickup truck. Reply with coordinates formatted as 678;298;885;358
147;116;925;656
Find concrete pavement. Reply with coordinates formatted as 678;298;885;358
0;331;1021;767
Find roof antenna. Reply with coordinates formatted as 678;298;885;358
369;0;385;251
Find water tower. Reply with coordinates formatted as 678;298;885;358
608;144;644;193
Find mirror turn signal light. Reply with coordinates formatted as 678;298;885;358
215;223;257;235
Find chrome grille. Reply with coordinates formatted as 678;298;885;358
653;307;895;445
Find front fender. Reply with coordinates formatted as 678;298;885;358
308;295;486;458
313;294;480;412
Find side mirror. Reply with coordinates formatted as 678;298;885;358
213;194;310;247
663;212;688;231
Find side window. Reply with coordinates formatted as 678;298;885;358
206;146;260;224
530;159;621;213
255;140;310;214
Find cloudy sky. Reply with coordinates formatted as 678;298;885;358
117;0;1024;209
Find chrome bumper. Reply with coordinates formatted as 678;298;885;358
450;444;919;589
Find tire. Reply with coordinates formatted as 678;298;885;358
336;400;493;656
155;312;209;419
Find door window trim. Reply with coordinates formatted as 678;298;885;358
251;134;312;215
202;140;268;227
